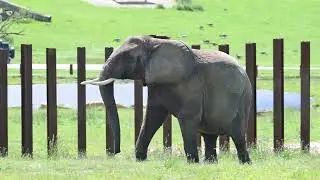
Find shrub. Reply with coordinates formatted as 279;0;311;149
0;9;24;43
155;4;166;9
175;0;204;11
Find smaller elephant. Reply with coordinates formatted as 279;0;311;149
81;35;253;164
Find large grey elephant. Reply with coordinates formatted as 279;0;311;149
81;35;252;164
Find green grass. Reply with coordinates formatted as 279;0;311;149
2;0;320;178
5;0;320;98
7;0;320;66
1;107;320;179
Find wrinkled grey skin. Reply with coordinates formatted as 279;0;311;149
81;35;252;164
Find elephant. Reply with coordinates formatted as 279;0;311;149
81;35;253;164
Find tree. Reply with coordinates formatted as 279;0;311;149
0;8;23;43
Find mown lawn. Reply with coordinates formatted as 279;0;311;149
2;0;320;179
5;0;320;102
1;107;320;179
7;0;320;66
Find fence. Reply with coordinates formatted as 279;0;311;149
0;38;311;158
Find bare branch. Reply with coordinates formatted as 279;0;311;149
0;31;24;36
0;9;25;42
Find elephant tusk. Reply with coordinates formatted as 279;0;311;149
81;78;116;86
80;78;100;85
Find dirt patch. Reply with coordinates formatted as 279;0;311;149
286;142;320;154
85;0;176;8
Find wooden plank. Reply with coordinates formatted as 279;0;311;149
21;44;33;157
104;47;114;154
191;44;202;151
163;114;172;151
0;49;8;157
46;48;58;156
134;80;143;144
245;43;257;147
218;44;230;152
300;41;310;151
69;64;73;75
77;47;86;157
273;39;284;152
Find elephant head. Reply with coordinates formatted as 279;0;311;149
81;35;195;154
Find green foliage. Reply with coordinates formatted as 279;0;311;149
0;9;25;43
155;4;165;9
175;0;204;11
177;0;192;3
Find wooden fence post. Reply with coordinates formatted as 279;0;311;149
77;47;86;157
273;39;284;152
46;48;58;156
218;44;230;152
163;114;172;152
191;44;202;151
245;43;257;148
69;64;73;75
0;49;8;157
21;44;33;157
300;41;310;151
134;80;143;144
105;47;114;154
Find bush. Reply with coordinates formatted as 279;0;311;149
0;9;24;43
155;4;165;9
175;0;204;11
176;0;192;4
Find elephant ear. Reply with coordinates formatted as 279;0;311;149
145;41;195;84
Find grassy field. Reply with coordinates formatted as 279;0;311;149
5;0;320;100
1;107;320;179
2;0;320;179
7;0;320;66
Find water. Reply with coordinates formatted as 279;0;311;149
7;82;314;112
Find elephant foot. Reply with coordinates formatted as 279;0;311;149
238;153;251;165
186;153;199;163
136;152;147;162
204;156;218;164
239;159;252;165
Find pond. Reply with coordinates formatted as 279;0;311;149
7;82;314;112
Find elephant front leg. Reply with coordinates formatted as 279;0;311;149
135;104;169;161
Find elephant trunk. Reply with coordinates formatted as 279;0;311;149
80;64;121;154
99;82;121;154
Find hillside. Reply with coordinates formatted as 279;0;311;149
8;0;320;65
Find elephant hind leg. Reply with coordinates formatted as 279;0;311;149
231;135;251;164
231;115;251;164
201;133;218;163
